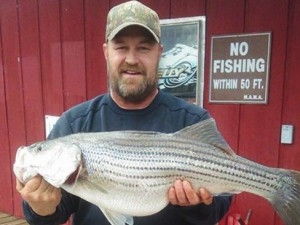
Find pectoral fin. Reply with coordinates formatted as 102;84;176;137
101;208;134;225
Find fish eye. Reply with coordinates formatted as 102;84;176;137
36;144;43;152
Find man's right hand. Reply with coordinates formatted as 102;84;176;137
16;175;62;216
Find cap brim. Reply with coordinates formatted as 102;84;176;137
107;22;160;43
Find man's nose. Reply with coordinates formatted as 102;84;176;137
125;50;139;65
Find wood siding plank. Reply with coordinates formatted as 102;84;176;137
38;0;64;116
60;0;86;109
237;1;289;225
18;0;44;143
0;0;25;216
277;1;300;223
170;0;206;17
0;1;13;215
205;0;246;151
15;0;45;216
84;0;108;99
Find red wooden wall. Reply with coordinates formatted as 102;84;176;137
0;1;299;225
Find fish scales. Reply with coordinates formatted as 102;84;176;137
13;118;300;225
77;133;278;196
78;132;278;192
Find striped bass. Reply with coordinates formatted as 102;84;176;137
14;118;300;225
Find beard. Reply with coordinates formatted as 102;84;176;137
108;63;159;103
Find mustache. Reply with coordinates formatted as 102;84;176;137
119;65;144;74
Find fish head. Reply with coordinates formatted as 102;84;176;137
14;139;82;188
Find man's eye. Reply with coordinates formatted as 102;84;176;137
115;46;127;50
139;46;150;52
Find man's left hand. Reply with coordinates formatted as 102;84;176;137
168;180;213;206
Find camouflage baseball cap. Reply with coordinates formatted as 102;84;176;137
106;1;161;43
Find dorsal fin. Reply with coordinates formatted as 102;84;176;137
173;118;236;156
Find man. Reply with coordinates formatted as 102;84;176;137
16;1;232;224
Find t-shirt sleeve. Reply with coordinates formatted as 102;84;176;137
22;189;79;225
47;113;74;140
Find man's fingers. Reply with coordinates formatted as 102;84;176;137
183;180;200;205
168;180;214;206
20;176;43;193
16;179;25;192
199;187;213;205
173;180;188;205
168;187;178;205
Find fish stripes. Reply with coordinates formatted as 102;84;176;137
81;138;278;194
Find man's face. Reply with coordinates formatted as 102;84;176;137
103;26;163;103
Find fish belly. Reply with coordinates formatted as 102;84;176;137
63;176;170;216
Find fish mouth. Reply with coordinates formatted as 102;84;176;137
65;165;80;185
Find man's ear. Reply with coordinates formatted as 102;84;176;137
158;44;164;58
103;43;108;60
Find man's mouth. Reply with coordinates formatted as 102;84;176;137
125;70;139;74
122;70;144;77
120;66;144;76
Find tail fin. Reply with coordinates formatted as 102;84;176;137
271;170;300;225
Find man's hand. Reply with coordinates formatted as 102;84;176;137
168;180;213;206
16;175;62;216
